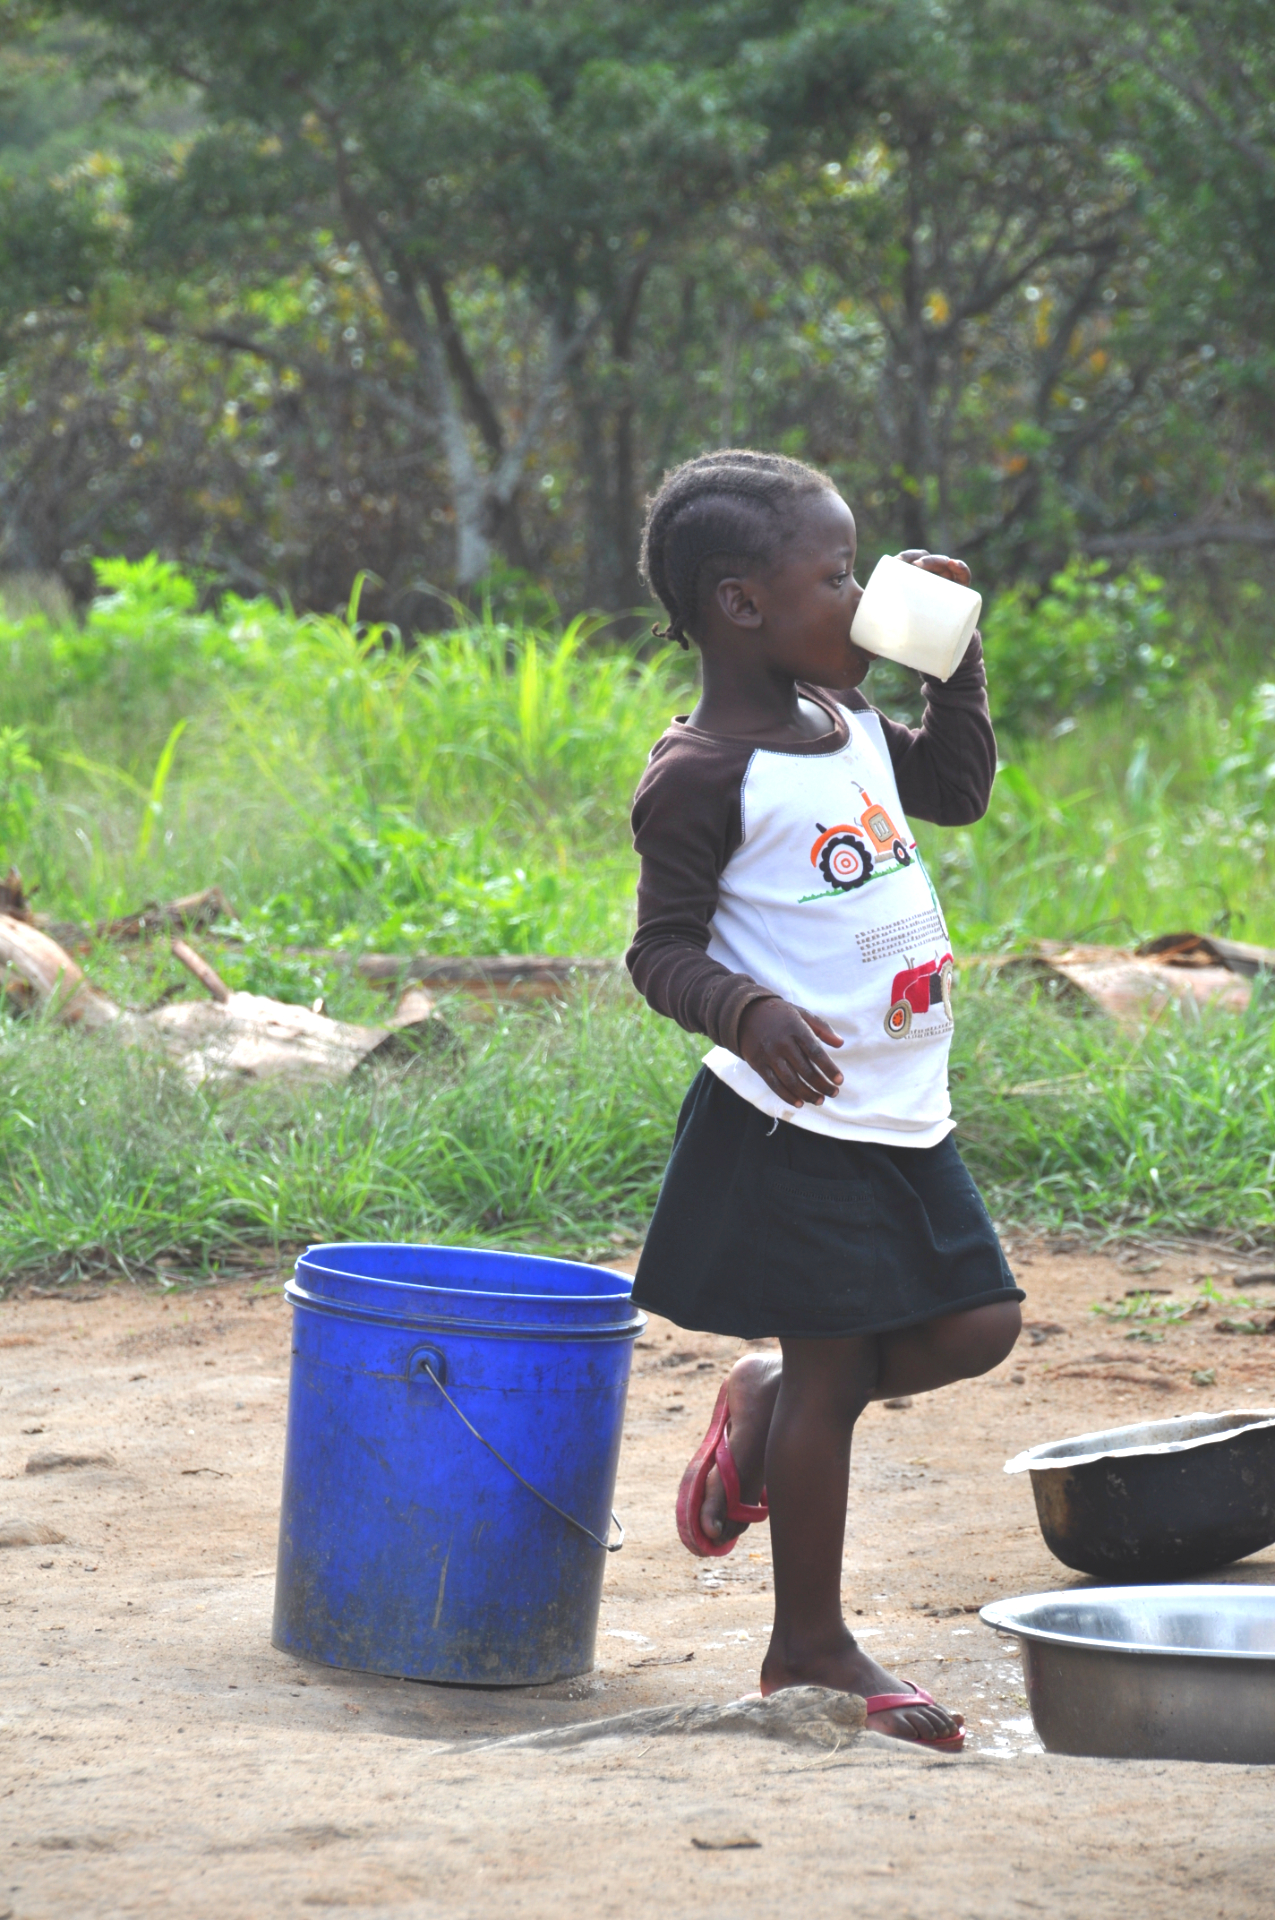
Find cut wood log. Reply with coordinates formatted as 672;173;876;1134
1135;931;1275;978
171;937;232;1004
355;952;622;1000
149;934;445;1084
0;916;444;1085
0;912;129;1030
386;985;439;1029
973;939;1253;1020
96;886;235;942
147;990;443;1086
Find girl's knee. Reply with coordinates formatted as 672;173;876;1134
779;1334;877;1419
944;1300;1021;1378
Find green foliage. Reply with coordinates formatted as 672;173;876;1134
4;555;1273;960
0;995;701;1278
980;560;1181;736
47;555;230;693
0;724;40;847
0;558;692;950
1221;679;1275;807
3;966;1274;1283
923;685;1275;953
0;153;119;347
2;560;1274;1279
953;966;1275;1239
8;0;1273;613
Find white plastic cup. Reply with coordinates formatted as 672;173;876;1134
850;553;982;681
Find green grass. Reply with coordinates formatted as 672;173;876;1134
0;994;703;1284
923;685;1275;953
4;558;1274;957
2;562;693;956
2;971;1273;1290
2;560;1274;1284
952;968;1275;1243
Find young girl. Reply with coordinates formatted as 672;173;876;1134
626;450;1024;1752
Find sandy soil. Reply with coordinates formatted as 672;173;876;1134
3;1235;1275;1919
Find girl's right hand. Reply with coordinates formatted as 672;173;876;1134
899;548;973;588
737;999;844;1107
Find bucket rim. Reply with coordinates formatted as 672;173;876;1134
284;1274;647;1341
298;1241;633;1295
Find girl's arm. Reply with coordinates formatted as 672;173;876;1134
834;632;997;825
626;730;843;1105
625;729;779;1051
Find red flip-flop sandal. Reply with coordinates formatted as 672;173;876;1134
676;1381;770;1558
864;1683;965;1752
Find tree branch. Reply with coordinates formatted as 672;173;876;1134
139;315;438;436
1148;55;1275;183
487;298;603;510
1033;245;1120;424
1086;520;1275;555
420;266;506;458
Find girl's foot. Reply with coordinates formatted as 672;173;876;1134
698;1352;782;1547
760;1627;964;1748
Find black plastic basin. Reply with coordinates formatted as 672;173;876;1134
1005;1410;1275;1581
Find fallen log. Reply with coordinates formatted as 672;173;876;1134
0;912;130;1030
355;952;622;1001
148;989;443;1086
147;937;447;1087
28;886;235;951
0;916;445;1085
95;886;235;943
973;938;1255;1021
1135;931;1275;979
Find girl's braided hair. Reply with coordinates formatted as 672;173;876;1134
639;448;835;648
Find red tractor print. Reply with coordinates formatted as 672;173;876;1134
884;953;954;1037
810;794;911;892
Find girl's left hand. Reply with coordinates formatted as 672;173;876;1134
899;549;972;588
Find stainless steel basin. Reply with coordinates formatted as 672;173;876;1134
981;1585;1275;1762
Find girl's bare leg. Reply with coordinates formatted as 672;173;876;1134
696;1350;782;1546
871;1299;1022;1401
758;1335;962;1741
698;1300;1020;1544
699;1302;1022;1740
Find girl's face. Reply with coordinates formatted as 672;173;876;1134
731;490;874;688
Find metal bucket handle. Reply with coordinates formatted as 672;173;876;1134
408;1346;624;1554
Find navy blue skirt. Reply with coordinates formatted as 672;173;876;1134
633;1068;1022;1341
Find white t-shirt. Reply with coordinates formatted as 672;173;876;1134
626;648;997;1149
702;700;954;1145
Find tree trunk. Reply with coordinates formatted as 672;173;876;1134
570;272;649;618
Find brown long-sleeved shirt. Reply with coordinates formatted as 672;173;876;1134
625;637;996;1054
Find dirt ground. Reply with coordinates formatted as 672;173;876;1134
3;1234;1275;1919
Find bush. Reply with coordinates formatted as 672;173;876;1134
1218;680;1275;805
0;726;40;850
981;558;1180;736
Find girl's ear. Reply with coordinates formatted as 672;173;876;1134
716;575;763;628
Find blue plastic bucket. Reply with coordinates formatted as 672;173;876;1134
272;1243;645;1686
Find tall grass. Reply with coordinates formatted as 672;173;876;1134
0;995;702;1281
3;562;693;952
4;560;1273;956
954;968;1275;1240
3;974;1272;1288
3;561;1274;1280
925;684;1275;951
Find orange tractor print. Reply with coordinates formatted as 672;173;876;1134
810;794;911;892
884;953;954;1037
